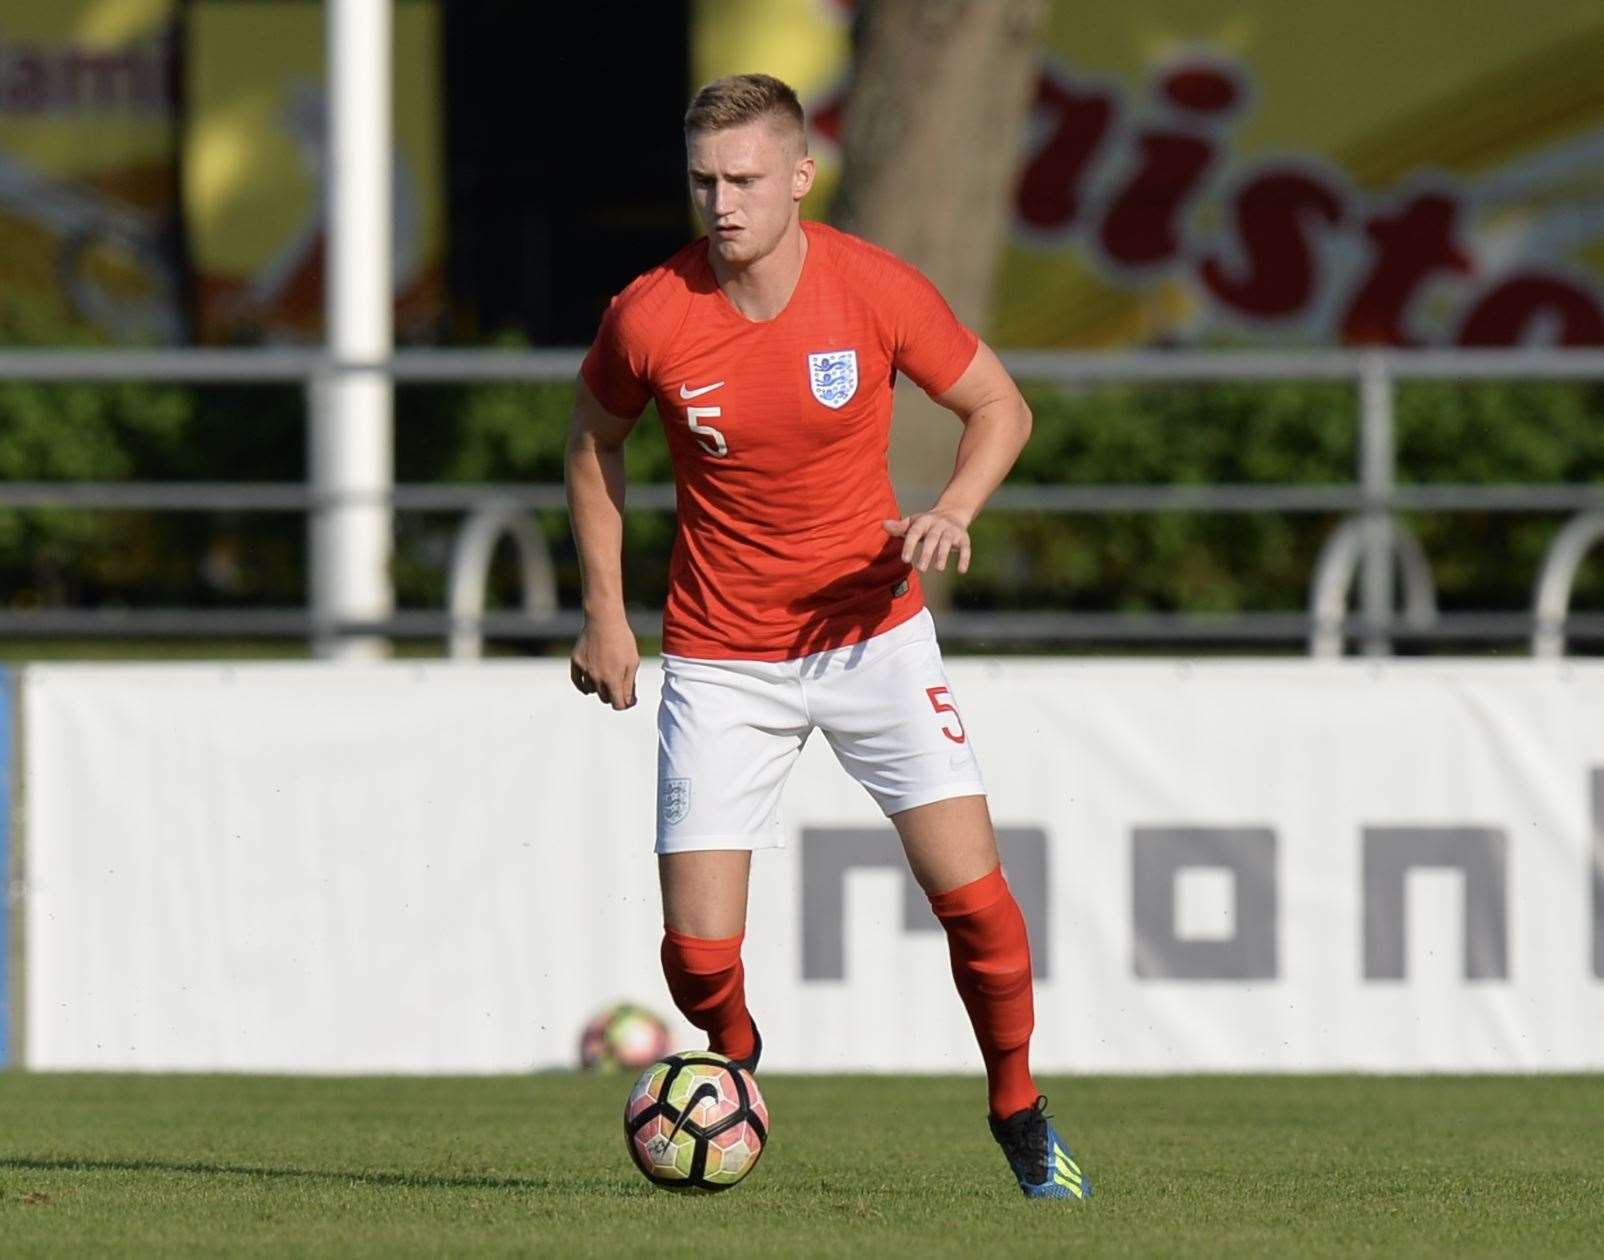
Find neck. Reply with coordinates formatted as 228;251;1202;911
710;219;808;322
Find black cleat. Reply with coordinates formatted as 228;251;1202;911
729;1019;762;1075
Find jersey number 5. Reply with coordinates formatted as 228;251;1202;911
926;686;966;744
687;406;728;457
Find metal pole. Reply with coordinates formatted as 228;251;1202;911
312;0;394;660
1358;352;1395;657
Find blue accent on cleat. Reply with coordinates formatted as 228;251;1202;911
989;1095;1093;1201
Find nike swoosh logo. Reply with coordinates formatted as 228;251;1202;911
679;381;725;399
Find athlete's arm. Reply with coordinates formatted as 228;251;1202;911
883;340;1032;574
565;376;641;710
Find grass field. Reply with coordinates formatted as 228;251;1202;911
1;1072;1600;1256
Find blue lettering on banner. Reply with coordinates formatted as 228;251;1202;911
0;667;10;1067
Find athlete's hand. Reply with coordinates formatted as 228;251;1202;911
570;613;640;710
883;508;973;574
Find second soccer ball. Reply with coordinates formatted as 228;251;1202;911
577;1003;670;1072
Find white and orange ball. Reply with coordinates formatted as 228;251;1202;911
623;1051;769;1192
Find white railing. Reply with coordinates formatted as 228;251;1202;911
2;347;1604;656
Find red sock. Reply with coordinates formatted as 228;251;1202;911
929;866;1039;1120
659;927;756;1061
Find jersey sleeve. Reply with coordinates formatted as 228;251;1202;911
580;293;655;420
885;263;980;397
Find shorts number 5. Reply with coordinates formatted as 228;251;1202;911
925;686;966;744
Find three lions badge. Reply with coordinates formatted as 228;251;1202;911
661;778;692;826
808;350;858;409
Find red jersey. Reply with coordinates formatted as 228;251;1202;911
581;221;979;661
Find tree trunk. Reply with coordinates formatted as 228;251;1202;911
830;0;1045;607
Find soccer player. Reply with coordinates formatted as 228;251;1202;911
565;73;1090;1201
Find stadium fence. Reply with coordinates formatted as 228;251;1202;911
2;348;1603;655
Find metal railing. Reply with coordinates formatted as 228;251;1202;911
3;347;1604;656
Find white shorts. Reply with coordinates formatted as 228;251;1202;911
655;608;986;853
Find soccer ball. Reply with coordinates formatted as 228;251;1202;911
624;1051;769;1192
577;1004;670;1072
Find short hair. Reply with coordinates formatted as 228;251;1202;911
684;73;806;147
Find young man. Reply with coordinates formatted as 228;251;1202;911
565;73;1090;1201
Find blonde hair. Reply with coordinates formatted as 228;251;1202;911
684;73;806;148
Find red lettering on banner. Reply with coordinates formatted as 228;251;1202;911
0;32;175;116
1015;73;1117;233
3;51;49;112
1162;64;1241;114
1099;132;1216;267
1096;64;1239;268
816;51;1604;346
1201;170;1345;317
1457;275;1604;346
1341;193;1472;345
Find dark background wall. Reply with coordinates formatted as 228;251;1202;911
441;1;691;345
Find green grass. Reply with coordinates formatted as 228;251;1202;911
0;1073;1600;1256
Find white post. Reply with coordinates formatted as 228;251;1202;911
311;0;394;660
1358;353;1395;658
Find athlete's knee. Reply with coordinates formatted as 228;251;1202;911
658;850;751;938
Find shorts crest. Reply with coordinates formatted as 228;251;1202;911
808;350;858;409
661;777;692;826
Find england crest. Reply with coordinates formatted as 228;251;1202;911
661;777;692;826
808;350;858;409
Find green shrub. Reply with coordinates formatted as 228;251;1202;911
3;367;1601;643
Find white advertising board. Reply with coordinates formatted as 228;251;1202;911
21;659;1604;1073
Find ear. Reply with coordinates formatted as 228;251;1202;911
793;154;816;203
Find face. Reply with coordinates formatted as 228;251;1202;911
687;118;815;267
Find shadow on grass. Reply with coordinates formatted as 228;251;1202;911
0;1155;573;1193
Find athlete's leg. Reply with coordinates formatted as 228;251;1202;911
659;849;752;938
658;849;757;1062
654;652;806;1067
809;615;1085;1196
803;612;1034;1117
893;794;1038;1120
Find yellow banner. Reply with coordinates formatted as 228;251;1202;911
0;0;181;342
183;0;445;344
693;0;1604;347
